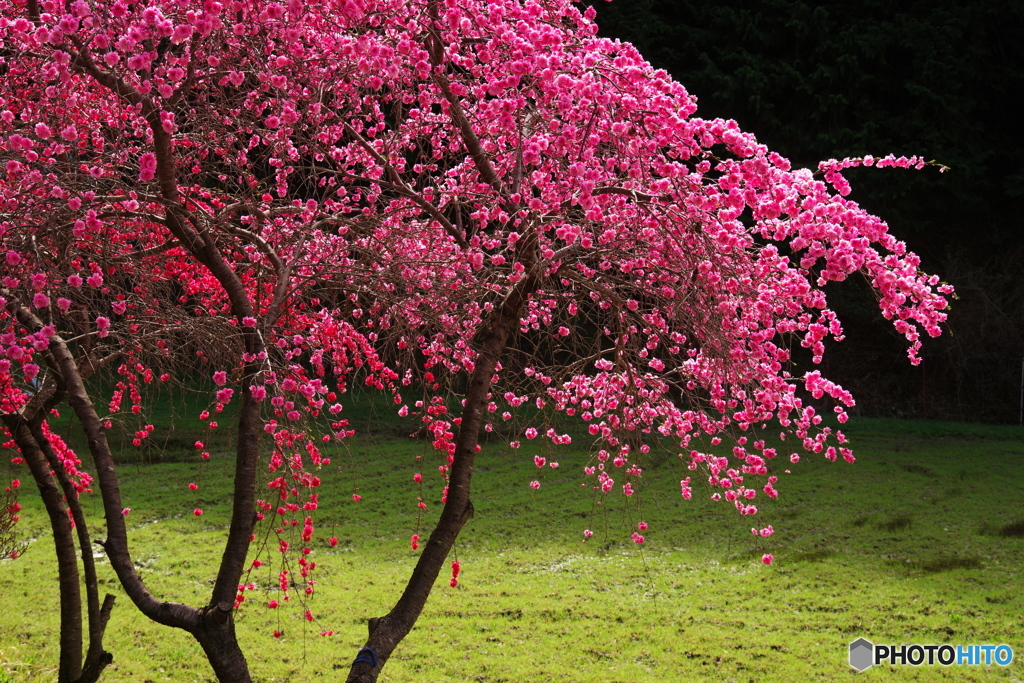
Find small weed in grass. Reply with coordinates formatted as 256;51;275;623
899;463;937;477
789;549;836;563
914;556;983;573
978;519;1024;537
998;519;1024;538
0;649;55;683
878;513;912;532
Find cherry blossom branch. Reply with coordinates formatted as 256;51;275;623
339;126;470;249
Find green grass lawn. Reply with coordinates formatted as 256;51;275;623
2;411;1023;682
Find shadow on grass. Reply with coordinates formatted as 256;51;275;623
977;519;1024;538
789;549;836;563
904;556;984;573
998;520;1024;538
878;513;913;532
899;463;937;478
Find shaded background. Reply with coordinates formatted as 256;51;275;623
595;0;1024;423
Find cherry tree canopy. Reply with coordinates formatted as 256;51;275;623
0;0;950;680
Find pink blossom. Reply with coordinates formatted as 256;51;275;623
171;24;194;44
0;0;957;624
761;554;774;566
193;508;203;516
138;153;157;182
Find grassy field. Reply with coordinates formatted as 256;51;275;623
2;403;1023;682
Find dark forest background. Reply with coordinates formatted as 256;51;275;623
595;0;1024;423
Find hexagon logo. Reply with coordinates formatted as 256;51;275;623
850;638;874;671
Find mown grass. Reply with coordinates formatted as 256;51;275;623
2;404;1023;681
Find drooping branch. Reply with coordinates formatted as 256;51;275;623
347;224;543;683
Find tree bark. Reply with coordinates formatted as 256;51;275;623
1;338;117;682
193;606;252;683
29;420;116;683
346;230;541;682
3;417;83;683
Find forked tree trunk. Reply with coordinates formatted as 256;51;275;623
6;297;256;682
5;417;84;683
30;419;117;683
3;385;116;683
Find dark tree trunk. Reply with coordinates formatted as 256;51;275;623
193;609;252;683
4;417;84;683
29;420;117;683
346;226;541;682
1;368;117;683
